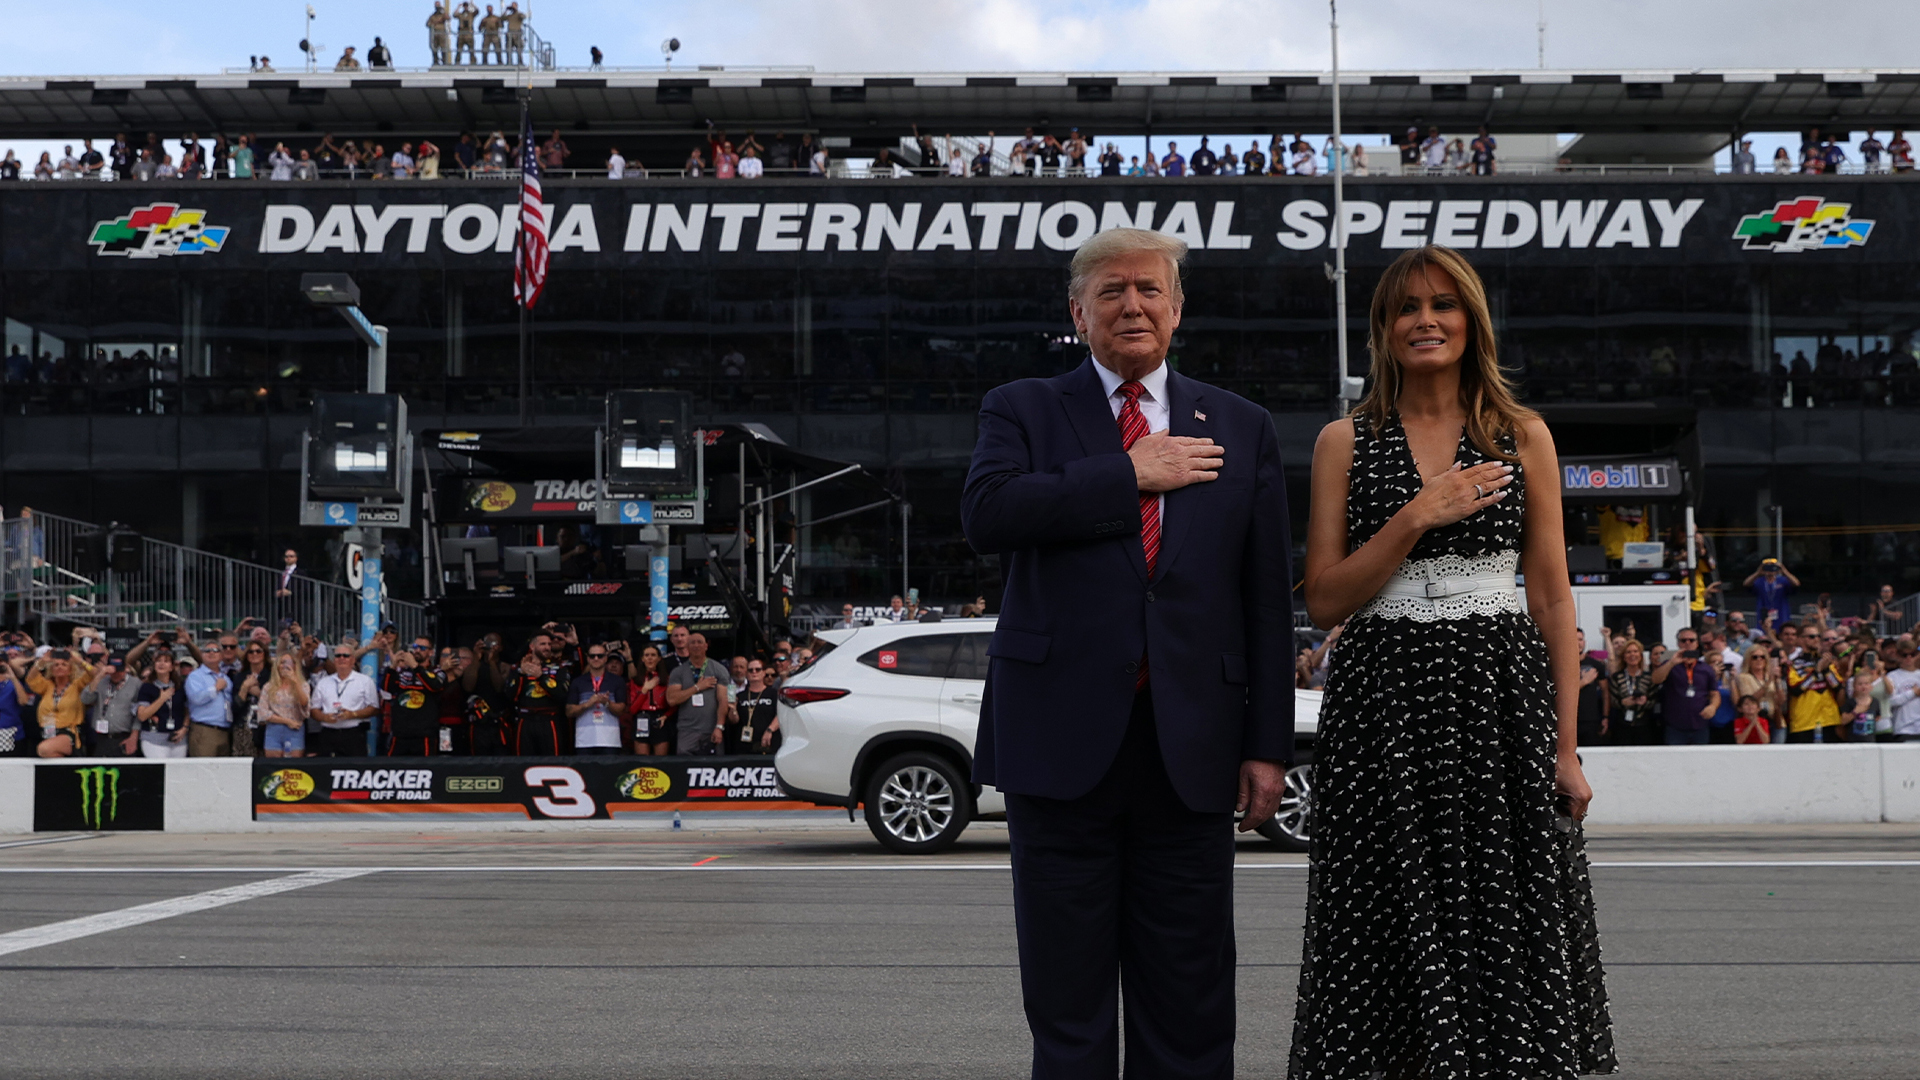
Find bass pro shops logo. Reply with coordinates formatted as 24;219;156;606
75;766;121;829
1733;197;1874;252
88;203;231;258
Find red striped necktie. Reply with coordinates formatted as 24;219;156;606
1117;380;1159;576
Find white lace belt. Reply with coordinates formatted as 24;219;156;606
1357;551;1523;622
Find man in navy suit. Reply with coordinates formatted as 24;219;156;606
963;228;1294;1079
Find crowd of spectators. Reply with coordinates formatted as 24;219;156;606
0;587;985;761
1298;558;1918;748
1732;128;1915;175
0;618;832;761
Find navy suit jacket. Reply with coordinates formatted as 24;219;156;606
961;358;1294;813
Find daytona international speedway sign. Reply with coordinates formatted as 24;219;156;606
3;179;1900;270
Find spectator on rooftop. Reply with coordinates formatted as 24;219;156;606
294;149;318;181
540;129;569;171
1125;155;1144;176
417;139;441;179
606;146;626;179
368;36;392;69
1065;129;1088;173
1160;141;1186;176
1189;135;1217;176
1470;126;1497;175
267;142;294;181
738;145;762;178
1891;130;1914;172
1772;146;1792;173
1731;140;1755;174
334;46;361;72
684;146;705;177
589;45;604;70
392;143;416;179
1861;130;1886;173
1236;141;1267;176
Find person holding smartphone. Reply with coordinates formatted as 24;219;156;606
135;652;190;758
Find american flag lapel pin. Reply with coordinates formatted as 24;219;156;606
1194;409;1206;422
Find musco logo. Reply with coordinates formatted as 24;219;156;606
685;765;783;799
330;768;435;801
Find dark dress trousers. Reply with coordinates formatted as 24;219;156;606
963;357;1293;1079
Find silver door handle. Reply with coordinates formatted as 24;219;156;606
950;694;981;704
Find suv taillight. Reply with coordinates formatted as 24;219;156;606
779;686;850;706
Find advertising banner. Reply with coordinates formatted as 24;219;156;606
5;178;1906;273
252;756;806;820
34;762;166;831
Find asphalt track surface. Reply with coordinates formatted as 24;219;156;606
2;822;1918;1080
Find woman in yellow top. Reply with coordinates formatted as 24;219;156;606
28;649;96;757
1784;645;1843;742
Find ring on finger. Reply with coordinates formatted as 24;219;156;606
1473;483;1484;499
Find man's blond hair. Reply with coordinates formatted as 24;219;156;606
1067;228;1187;305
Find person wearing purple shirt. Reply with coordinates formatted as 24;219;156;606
1743;557;1798;629
1159;141;1186;176
1654;647;1721;745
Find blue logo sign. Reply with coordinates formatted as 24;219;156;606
619;500;653;524
324;502;359;525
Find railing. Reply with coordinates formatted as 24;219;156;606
0;510;429;644
1886;592;1920;638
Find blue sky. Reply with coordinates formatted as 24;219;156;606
5;0;1918;76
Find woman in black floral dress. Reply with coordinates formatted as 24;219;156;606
1290;246;1616;1080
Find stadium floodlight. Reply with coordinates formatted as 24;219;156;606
299;272;360;308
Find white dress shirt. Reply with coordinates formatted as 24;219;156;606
310;670;379;729
1093;359;1170;533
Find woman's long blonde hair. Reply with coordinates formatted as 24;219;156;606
1354;244;1536;463
266;653;309;711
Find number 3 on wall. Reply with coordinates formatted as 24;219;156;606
524;766;598;818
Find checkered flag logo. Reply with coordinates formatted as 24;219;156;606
1732;196;1874;252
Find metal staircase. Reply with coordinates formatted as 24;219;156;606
1;510;428;644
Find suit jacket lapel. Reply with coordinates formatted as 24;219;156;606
1155;370;1205;584
1060;358;1148;583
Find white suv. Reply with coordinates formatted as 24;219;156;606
775;618;1322;854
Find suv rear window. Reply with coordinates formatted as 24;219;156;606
858;635;958;677
946;633;994;682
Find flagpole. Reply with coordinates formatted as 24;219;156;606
517;90;530;425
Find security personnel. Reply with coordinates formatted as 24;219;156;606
503;3;525;66
452;1;479;66
383;640;450;756
479;5;503;65
425;2;450;66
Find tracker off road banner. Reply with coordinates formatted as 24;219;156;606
252;756;805;820
34;762;166;831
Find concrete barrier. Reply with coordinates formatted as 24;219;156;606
1883;744;1920;824
1580;745;1885;825
4;749;1919;832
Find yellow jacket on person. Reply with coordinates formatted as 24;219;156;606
27;661;96;732
1785;660;1840;734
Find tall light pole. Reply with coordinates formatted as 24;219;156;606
1329;0;1363;414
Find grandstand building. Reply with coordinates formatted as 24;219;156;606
2;67;1917;608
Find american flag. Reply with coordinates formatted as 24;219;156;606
513;113;548;308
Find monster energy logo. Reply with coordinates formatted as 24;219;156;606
76;766;121;829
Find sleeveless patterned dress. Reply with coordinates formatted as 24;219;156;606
1288;414;1617;1080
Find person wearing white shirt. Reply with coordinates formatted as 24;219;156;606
606;148;626;179
738;148;764;178
308;647;379;757
1886;647;1920;740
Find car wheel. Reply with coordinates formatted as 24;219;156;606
1255;764;1313;852
863;751;971;854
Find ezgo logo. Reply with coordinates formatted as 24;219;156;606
75;766;121;829
330;768;434;802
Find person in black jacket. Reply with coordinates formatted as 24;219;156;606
384;639;451;756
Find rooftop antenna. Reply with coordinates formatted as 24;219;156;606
661;37;680;70
301;4;318;72
1538;0;1547;69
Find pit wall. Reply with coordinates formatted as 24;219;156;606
2;746;1917;833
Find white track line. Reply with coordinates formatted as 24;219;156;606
0;869;373;958
0;834;99;851
0;859;1916;874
